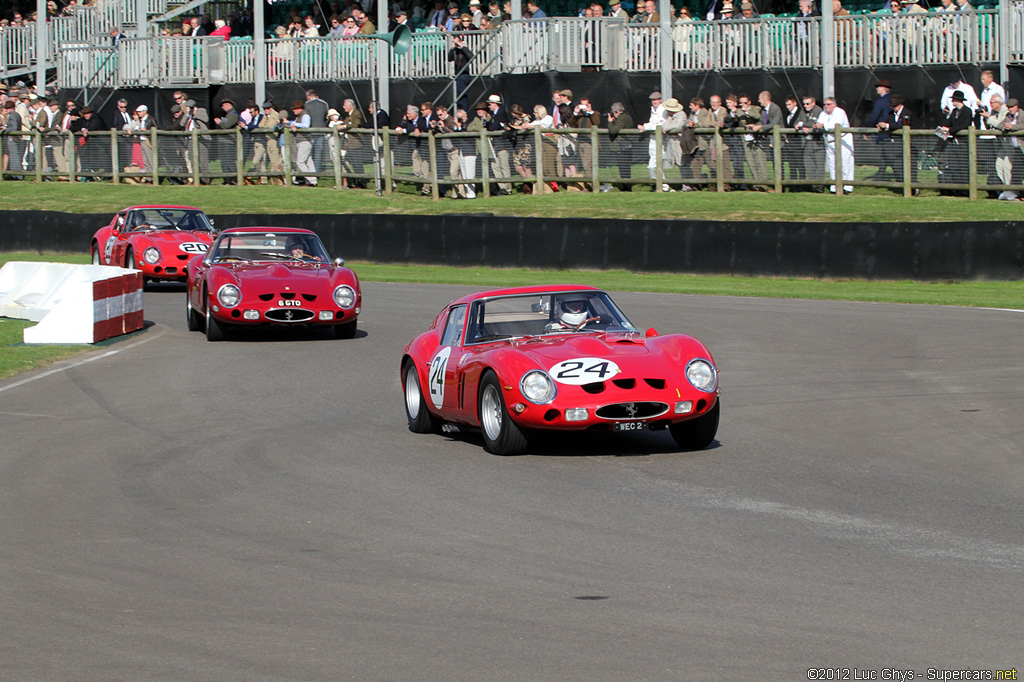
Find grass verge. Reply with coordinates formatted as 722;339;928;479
2;183;1024;223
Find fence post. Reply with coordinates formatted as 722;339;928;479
235;128;244;185
534;126;544;193
655;126;663;192
968;126;978;200
902;128;912;198
833;123;843;196
333;128;342;189
34;130;43;183
69;131;77;183
383;129;393;194
111;130;119;185
715;127;725;193
191;130;200;186
151;127;159;185
772;125;782;193
480;130;491;199
591;126;600;194
0;135;4;182
428;131;439;200
283;128;293;186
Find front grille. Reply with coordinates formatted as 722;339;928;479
265;308;315;322
595;402;669;420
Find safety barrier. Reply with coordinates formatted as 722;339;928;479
0;262;143;344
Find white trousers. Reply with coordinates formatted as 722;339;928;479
824;139;855;192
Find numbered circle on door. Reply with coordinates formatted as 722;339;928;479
549;357;621;385
428;346;452;409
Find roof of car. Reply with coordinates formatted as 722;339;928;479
217;227;317;235
450;285;602;306
122;205;205;211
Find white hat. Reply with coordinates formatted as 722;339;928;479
488;94;501;103
327;108;341;118
136;104;148;112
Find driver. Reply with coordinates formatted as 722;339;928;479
286;237;309;259
546;296;592;331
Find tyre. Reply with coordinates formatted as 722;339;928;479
186;289;203;332
403;361;441;434
334;319;357;339
669;400;720;451
124;247;136;270
91;243;101;265
204;295;226;341
478;371;528;456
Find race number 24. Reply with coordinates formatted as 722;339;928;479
549;357;620;385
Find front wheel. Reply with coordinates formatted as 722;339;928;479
403;361;441;434
334;319;357;339
205;297;226;341
91;243;101;265
478;372;528;456
124;247;136;270
669;400;720;451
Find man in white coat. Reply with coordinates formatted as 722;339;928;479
815;97;854;193
638;90;666;181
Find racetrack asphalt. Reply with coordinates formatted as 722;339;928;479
2;282;1022;681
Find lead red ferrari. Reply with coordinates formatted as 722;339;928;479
401;285;720;456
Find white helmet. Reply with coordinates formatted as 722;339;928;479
558;296;589;327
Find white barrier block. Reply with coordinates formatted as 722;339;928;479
0;262;144;344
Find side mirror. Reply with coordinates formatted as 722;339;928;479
645;328;658;337
334;257;345;267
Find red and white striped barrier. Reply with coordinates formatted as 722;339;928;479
0;262;144;344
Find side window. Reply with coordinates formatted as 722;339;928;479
440;305;467;346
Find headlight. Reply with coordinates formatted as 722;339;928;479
520;370;557;404
143;247;160;264
217;283;241;308
333;285;356;308
685;358;717;393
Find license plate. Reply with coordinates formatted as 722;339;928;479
613;421;647;432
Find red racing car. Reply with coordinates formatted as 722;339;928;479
90;205;216;283
401;285;720;455
185;227;361;341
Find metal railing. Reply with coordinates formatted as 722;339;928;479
3;124;1021;202
52;8;1022;89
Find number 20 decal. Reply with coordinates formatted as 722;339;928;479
179;242;210;254
549;357;621;385
428;346;452;409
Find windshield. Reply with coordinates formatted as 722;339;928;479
465;291;637;344
209;232;330;263
127;209;213;232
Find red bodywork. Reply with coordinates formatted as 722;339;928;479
401;285;719;435
90;205;216;281
185;227;361;334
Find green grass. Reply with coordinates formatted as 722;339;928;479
2;182;1023;223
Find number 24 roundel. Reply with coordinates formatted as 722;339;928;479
549;357;621;385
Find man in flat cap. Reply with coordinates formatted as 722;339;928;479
639;90;666;184
214;98;239;183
